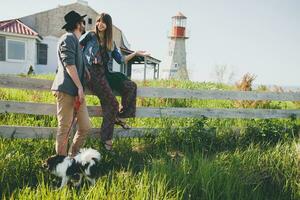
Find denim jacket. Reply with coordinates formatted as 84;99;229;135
79;31;125;72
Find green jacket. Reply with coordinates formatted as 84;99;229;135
51;32;85;96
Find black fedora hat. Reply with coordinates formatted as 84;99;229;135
62;10;87;29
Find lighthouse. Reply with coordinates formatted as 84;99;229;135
164;12;189;80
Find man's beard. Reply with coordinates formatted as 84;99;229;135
80;25;86;35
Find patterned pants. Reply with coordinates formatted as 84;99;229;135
87;65;137;141
118;79;137;119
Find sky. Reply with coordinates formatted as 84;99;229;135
0;0;299;87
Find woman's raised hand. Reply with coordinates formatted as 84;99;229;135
125;50;151;64
135;50;151;57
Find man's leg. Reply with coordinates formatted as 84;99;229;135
55;92;74;156
69;98;91;156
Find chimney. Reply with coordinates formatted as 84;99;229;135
77;0;88;6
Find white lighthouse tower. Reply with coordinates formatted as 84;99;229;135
163;12;189;80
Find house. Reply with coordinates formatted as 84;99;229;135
0;0;160;79
0;19;42;74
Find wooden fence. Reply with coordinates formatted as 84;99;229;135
0;75;300;139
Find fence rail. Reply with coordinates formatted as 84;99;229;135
1;75;300;101
0;126;156;139
0;75;300;138
1;100;299;119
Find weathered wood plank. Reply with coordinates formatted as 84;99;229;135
0;101;161;117
0;126;158;139
0;75;53;90
0;100;299;119
0;75;101;95
139;88;300;101
1;75;300;101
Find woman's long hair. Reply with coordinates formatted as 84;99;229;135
93;13;113;51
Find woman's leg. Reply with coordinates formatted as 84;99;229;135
118;80;137;118
88;66;119;146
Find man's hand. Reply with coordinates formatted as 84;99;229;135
78;86;84;103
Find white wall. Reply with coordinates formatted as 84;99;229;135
0;34;126;75
34;35;58;74
0;35;36;74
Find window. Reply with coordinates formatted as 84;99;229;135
0;36;5;61
37;43;48;65
88;18;92;24
6;39;25;61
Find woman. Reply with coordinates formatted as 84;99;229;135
80;13;149;151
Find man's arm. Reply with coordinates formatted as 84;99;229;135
65;65;83;89
60;35;84;102
65;65;84;102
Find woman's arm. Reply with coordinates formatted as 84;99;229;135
79;32;92;47
124;51;150;64
112;44;150;64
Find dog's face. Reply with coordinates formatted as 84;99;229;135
42;155;66;172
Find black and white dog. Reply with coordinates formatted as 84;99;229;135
42;148;101;188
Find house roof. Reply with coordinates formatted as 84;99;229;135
0;19;39;37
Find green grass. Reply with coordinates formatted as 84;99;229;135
1;137;300;200
1;74;300;199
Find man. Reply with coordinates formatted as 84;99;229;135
51;10;91;157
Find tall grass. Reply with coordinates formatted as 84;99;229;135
1;137;300;199
1;75;300;199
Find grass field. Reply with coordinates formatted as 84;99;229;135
1;75;300;199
